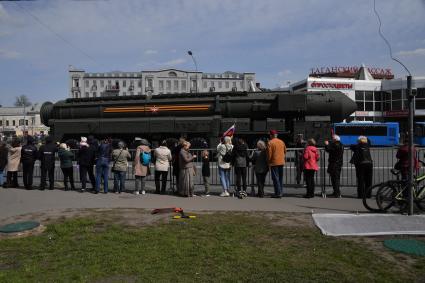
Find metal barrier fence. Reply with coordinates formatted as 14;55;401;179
25;147;425;190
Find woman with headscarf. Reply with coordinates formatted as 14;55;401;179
178;141;196;197
58;143;75;191
250;140;269;197
111;141;131;194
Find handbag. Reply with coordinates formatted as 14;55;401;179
112;149;123;173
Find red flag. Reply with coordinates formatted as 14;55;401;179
223;124;235;137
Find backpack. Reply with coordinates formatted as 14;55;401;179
222;146;233;163
140;151;151;166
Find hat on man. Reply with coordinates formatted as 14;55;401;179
269;129;278;135
333;135;341;142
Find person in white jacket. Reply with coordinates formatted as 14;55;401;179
154;140;172;194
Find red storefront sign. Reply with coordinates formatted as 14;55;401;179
310;81;353;89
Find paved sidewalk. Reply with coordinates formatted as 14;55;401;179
0;181;367;221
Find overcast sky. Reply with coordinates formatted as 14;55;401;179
0;0;424;106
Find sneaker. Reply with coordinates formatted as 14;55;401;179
204;193;210;197
134;191;139;195
220;191;230;197
141;190;146;195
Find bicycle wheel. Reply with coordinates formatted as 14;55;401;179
363;183;386;212
415;186;425;211
376;181;406;213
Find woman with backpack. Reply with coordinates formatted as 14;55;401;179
217;136;233;197
350;136;373;199
133;139;151;195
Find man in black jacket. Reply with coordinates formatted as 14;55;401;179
325;135;344;198
38;136;58;190
21;136;38;190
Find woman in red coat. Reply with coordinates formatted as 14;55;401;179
303;138;320;198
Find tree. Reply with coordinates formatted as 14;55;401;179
14;95;32;107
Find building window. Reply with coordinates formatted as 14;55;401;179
93;92;97;98
108;80;112;86
169;71;177;77
218;81;222;89
25;120;29;126
6;120;9;126
225;81;229;88
374;101;382;111
365;102;374;111
365;91;373;101
174;80;179;91
138;80;142;88
73;79;79;87
123;80;127;87
93;80;97;86
130;92;134;96
392;89;402;100
355;91;364;101
232;81;237;88
159;80;164;91
138;92;142;95
13;120;16;126
181;80;186;91
100;80;104;87
210;81;215;88
147;78;153;88
85;80;89;88
85;92;89;98
240;81;244;89
356;101;364;111
203;81;207;89
0;120;2;126
123;92;126;96
166;80;171;91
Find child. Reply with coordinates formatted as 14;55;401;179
201;150;210;196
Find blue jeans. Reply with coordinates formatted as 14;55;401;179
113;171;126;193
270;165;283;196
0;169;4;186
219;167;231;191
96;158;110;193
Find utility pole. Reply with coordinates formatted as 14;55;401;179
188;50;198;93
407;75;414;215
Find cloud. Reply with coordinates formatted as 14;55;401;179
0;49;21;59
144;49;158;55
160;58;186;67
278;70;292;77
397;48;425;57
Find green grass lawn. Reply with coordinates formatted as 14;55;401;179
0;212;424;282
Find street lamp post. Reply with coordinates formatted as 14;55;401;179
187;50;198;93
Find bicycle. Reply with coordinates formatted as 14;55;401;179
362;169;404;213
375;169;425;213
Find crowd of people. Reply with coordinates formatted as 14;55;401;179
2;130;416;199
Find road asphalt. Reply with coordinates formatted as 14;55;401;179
0;181;368;222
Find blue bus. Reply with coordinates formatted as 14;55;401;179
415;122;425;146
333;122;399;146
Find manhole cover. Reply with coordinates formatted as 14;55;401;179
384;239;425;257
0;221;40;234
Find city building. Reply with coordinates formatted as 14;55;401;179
0;104;49;138
69;66;258;98
286;65;425;130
